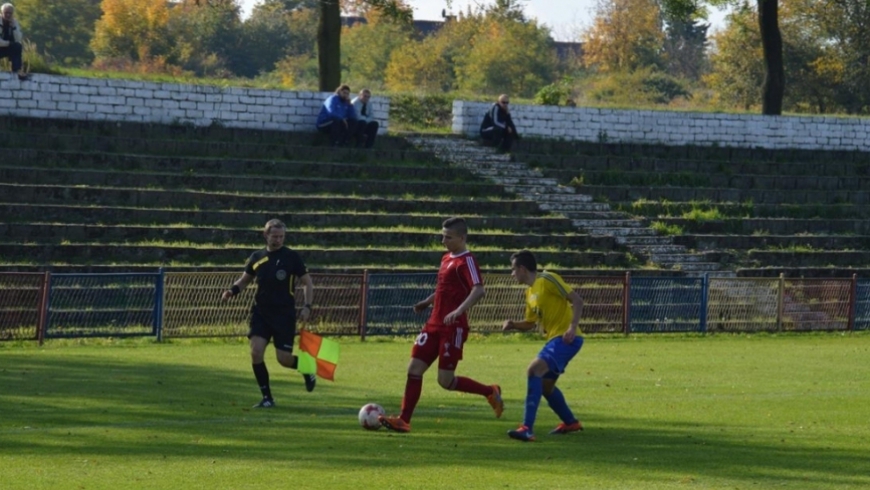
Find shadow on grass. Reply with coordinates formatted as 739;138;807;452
0;351;867;488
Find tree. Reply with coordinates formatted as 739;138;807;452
341;10;413;89
168;0;243;77
13;0;101;65
660;0;709;81
582;0;665;72
705;5;764;110
455;18;556;97
758;0;784;114
91;0;172;61
317;0;411;91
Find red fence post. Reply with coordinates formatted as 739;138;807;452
623;271;631;335
37;271;50;346
359;269;369;341
848;273;857;332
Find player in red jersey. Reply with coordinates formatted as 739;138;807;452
379;217;504;433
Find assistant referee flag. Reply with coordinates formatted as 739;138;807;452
298;330;340;381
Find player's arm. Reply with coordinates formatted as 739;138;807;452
221;272;254;301
502;319;537;332
413;293;435;314
299;273;314;321
443;283;485;325
563;290;584;343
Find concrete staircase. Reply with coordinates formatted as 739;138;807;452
408;135;731;276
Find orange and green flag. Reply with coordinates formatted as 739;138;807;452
298;330;340;381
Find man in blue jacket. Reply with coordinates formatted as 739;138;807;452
316;84;358;147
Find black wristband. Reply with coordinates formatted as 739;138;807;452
230;285;241;296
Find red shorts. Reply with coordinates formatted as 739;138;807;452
411;323;469;371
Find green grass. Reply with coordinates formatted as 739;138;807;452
2;334;870;489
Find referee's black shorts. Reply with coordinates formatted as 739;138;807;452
248;306;297;352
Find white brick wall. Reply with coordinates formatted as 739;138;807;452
454;100;870;152
0;73;389;134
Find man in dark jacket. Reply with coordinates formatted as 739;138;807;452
480;94;519;152
316;84;358;147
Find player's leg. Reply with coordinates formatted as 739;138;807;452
249;332;274;408
541;336;585;434
543;374;582;434
435;326;503;418
507;357;548;442
271;315;315;391
380;329;436;432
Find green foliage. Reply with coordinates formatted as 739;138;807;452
455;18;556;97
341;14;413;90
681;206;724;222
650;220;684;235
588;67;690;106
13;0;101;66
534;77;574;106
388;93;454;131
583;0;665;73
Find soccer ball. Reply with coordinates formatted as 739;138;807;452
358;403;385;431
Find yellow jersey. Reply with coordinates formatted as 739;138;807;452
524;271;581;340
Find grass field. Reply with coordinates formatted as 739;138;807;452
2;333;869;490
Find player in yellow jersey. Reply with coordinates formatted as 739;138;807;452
502;250;585;441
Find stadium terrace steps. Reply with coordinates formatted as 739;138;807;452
0;223;616;250
407;136;726;276
0;117;634;272
0;204;577;233
510;137;870;276
0;244;629;269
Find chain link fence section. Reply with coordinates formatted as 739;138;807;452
0;273;46;341
302;273;365;335
707;278;779;333
782;278;851;331
629;277;704;333
163;272;366;338
474;273;526;332
566;276;626;333
46;274;158;339
163;272;252;338
365;273;437;336
856;279;870;331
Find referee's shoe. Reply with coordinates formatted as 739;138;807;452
303;373;316;392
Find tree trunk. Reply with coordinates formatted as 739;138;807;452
317;0;341;91
758;0;784;115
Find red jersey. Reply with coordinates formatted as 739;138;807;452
427;250;483;328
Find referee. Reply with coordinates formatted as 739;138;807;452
221;219;316;408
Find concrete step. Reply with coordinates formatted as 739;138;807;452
494;177;574;187
627;245;687;254
672;262;723;272
476;167;545;176
650;253;707;263
588;227;658;236
616;235;674;246
504;184;592;195
564;211;634;220
500;181;571;191
539;202;611;212
572;219;643;228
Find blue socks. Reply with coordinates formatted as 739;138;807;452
523;376;543;431
544;386;577;425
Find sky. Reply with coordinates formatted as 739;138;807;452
237;0;730;42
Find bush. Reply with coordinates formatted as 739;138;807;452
389;93;453;132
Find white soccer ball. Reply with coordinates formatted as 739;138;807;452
358;403;385;431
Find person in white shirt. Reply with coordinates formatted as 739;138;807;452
0;3;29;81
350;88;379;149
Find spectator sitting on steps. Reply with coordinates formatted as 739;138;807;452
480;94;519;152
351;88;379;149
0;3;29;81
316;84;358;147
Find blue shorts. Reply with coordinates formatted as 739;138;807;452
538;335;583;377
